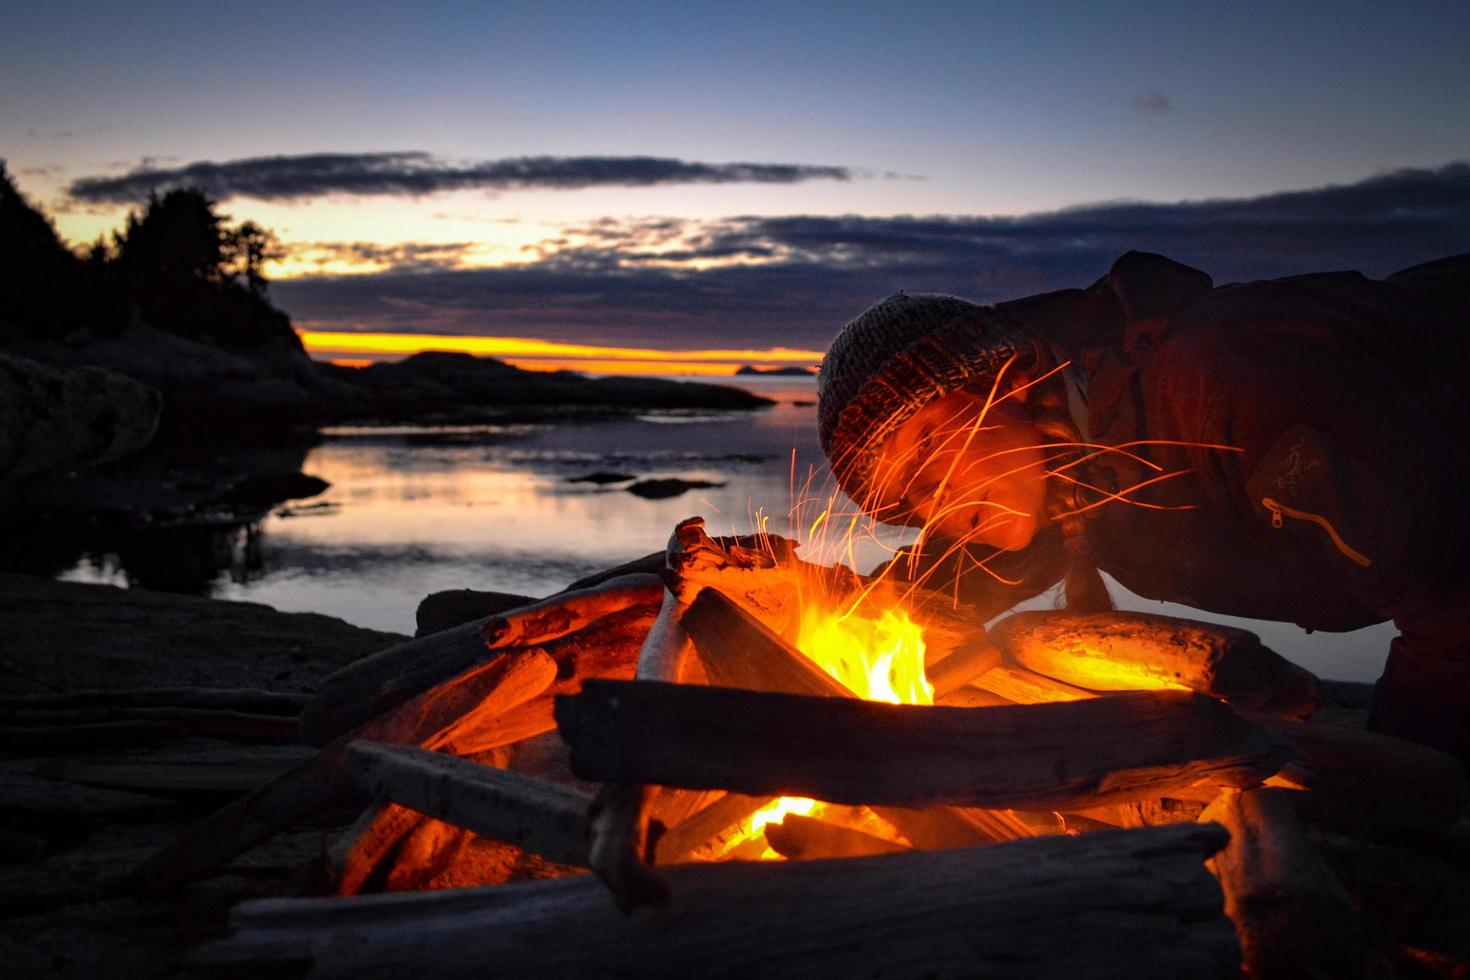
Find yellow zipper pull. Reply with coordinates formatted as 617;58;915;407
1260;496;1371;567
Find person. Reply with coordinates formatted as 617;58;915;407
816;251;1470;763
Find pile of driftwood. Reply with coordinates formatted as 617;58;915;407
136;518;1467;978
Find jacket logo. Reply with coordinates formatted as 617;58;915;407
1271;437;1320;492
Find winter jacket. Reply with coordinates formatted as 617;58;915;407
1019;251;1470;633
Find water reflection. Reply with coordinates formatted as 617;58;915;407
39;381;1396;682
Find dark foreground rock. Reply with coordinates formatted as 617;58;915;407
0;575;408;978
0;574;405;696
0;354;160;480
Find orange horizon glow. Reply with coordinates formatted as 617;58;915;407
299;329;824;378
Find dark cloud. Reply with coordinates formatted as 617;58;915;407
68;152;855;203
1130;90;1174;115
271;162;1470;351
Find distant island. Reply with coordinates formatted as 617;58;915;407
734;364;818;376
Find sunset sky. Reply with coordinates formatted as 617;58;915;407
4;1;1468;373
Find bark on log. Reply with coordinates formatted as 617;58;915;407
1202;788;1364;979
345;742;592;868
990;611;1321;719
191;822;1240;980
0;687;308;715
765;813;908;860
557;680;1294;811
130;650;557;891
1242;711;1470;831
302;575;659;745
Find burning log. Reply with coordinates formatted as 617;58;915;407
1202;788;1364;978
556;680;1294;812
345;742;592;868
764;813;908;860
190;823;1240;979
301;574;661;745
131;649;558;891
989;611;1321;718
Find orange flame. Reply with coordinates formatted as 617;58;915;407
796;605;932;705
731;601;931;860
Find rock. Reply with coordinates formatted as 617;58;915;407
0;574;406;696
6;322;324;440
566;471;637;485
0;353;161;480
625;477;725;499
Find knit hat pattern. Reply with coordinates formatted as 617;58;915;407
817;292;1053;503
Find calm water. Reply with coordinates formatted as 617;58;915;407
57;375;1393;683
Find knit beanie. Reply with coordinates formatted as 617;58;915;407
817;292;1054;506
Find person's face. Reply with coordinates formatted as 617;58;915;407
868;390;1050;551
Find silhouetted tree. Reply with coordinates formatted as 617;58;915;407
116;188;230;286
226;220;285;296
0;161;101;338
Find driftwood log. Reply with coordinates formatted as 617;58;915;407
130;649;558;891
191;823;1239;979
557;680;1293;811
1202;788;1364;978
1244;711;1470;831
989;610;1321;718
345;742;593;868
301;574;662;745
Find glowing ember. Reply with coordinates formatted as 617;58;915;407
796;605;933;705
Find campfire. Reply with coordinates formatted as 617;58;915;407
144;518;1467;978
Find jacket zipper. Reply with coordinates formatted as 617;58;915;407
1260;497;1372;568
